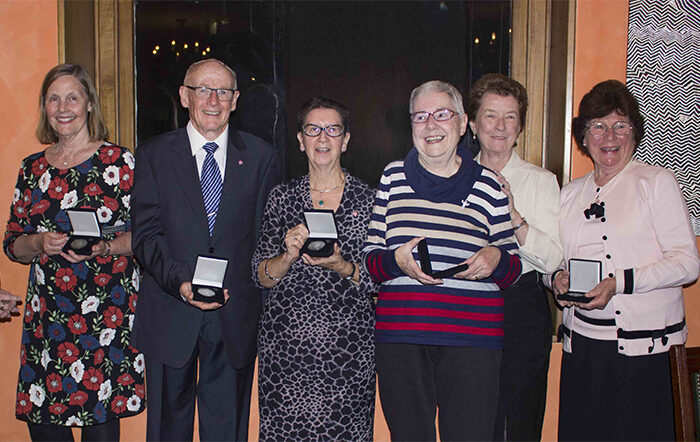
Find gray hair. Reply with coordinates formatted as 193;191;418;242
409;80;464;114
183;58;237;89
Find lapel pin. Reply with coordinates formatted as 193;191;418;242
238;160;243;165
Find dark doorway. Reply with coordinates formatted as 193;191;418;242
134;0;510;187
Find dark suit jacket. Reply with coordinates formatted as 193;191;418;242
131;127;280;369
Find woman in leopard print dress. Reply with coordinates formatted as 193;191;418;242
252;98;377;441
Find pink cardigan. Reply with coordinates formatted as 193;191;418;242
556;160;699;356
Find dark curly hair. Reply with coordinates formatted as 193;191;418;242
467;73;528;129
297;97;350;134
572;80;644;157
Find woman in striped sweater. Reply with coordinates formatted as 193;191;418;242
362;80;522;441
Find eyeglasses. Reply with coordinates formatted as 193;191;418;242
410;108;459;124
184;85;237;101
302;124;345;138
586;121;633;138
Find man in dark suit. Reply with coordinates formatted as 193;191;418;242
131;59;279;441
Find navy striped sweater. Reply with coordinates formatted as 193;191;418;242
362;147;521;348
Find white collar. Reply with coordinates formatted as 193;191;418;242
187;121;229;155
475;149;519;173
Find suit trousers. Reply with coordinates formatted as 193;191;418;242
145;312;254;441
376;342;501;442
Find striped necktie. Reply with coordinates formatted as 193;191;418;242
200;142;222;236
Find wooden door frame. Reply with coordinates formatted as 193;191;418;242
59;0;134;150
511;0;576;184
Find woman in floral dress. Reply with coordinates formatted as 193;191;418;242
3;64;144;441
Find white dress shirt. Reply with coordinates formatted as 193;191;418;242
187;121;228;179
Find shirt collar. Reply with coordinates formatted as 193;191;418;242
475;149;522;173
187;121;229;156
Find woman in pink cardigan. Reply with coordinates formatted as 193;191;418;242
551;80;700;441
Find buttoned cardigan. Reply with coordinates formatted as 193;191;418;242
554;159;700;356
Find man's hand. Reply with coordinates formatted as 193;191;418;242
179;282;229;310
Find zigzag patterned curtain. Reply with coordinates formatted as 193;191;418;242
626;0;700;235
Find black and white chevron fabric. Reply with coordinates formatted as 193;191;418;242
627;0;700;235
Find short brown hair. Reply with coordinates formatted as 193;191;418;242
468;73;528;129
36;64;108;145
297;97;350;133
572;79;644;157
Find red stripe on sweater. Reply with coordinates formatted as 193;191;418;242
367;254;387;281
494;254;522;289
376;321;504;336
376;307;503;322
379;291;504;306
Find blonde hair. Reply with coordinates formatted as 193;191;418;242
36;64;108;145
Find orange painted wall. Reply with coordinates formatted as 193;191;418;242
0;1;59;440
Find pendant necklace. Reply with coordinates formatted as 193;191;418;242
53;144;73;167
310;180;344;206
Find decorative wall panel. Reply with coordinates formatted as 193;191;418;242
627;0;700;234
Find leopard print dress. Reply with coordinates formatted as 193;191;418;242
252;173;377;441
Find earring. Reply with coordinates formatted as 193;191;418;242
472;132;477;140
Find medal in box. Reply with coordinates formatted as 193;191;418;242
62;209;102;255
556;258;602;304
417;238;469;279
191;255;228;304
300;209;338;258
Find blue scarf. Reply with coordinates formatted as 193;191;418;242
403;145;482;205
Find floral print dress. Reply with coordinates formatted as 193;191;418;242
3;144;145;426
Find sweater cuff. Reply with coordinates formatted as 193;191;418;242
492;246;522;289
615;268;634;294
365;249;405;283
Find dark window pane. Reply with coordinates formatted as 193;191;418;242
134;0;510;186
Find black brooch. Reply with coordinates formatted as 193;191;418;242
584;201;605;219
